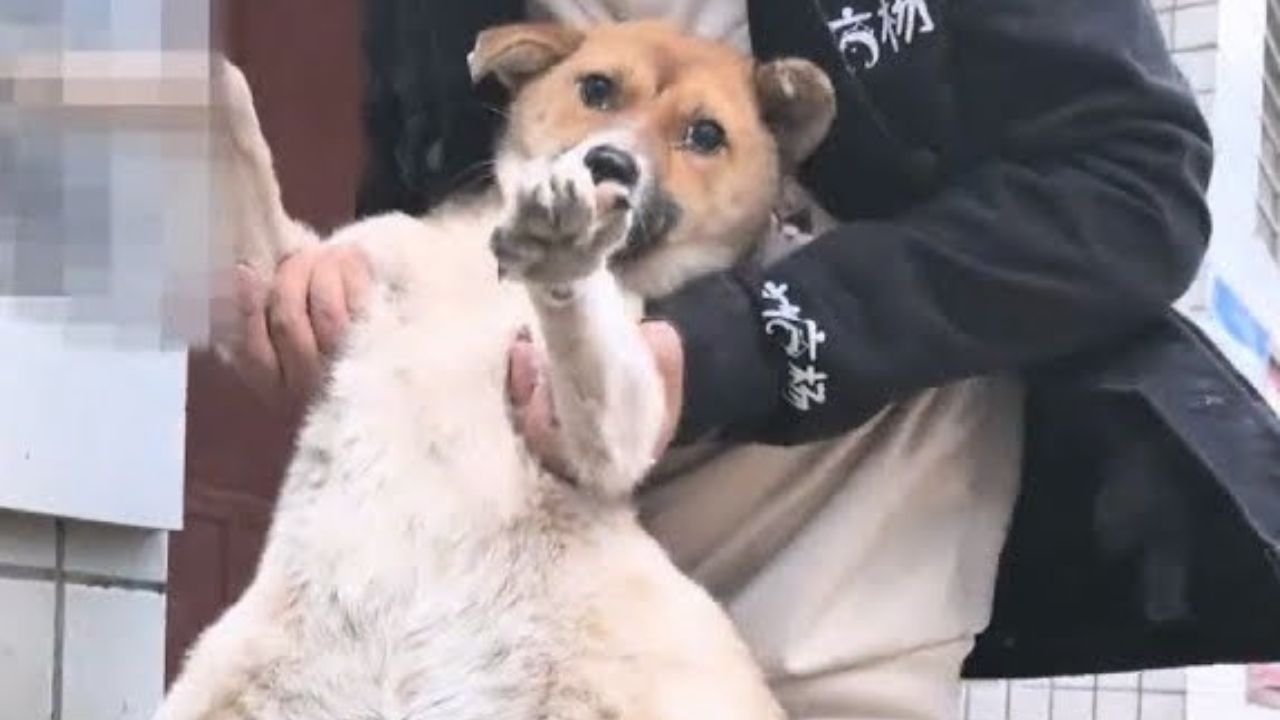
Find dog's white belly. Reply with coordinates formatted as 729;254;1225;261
251;510;583;720
231;349;776;719
247;233;569;717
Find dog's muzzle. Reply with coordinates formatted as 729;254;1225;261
610;186;681;267
576;140;682;267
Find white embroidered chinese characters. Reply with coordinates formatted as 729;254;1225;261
827;0;936;71
761;281;829;412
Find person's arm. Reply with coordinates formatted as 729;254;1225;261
649;0;1213;445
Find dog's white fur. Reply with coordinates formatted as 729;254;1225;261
158;22;834;720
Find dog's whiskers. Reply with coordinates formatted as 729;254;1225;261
446;158;500;195
480;104;512;122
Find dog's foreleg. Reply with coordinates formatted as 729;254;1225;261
527;272;666;498
492;158;666;497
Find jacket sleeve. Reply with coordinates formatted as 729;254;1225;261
648;0;1214;445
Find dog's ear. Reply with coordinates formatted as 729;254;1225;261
469;23;585;90
755;59;837;170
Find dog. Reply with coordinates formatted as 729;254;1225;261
157;20;835;720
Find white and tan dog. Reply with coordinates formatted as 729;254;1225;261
158;20;835;720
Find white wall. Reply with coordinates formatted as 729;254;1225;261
1187;667;1280;720
1175;0;1280;410
0;305;187;530
0;0;211;531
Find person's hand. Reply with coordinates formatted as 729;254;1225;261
506;321;684;478
229;244;372;412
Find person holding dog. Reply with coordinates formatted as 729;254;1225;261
225;1;1280;718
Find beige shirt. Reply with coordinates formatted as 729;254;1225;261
526;0;750;52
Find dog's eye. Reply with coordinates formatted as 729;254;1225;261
685;119;727;154
578;74;616;110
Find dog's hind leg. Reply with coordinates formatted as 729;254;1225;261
211;58;317;276
152;572;292;720
207;58;320;360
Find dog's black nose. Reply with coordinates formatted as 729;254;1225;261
584;145;639;187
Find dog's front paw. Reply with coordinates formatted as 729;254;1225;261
492;162;629;287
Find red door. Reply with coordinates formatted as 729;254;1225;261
166;0;364;681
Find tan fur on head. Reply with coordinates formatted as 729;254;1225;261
475;20;837;297
469;23;585;89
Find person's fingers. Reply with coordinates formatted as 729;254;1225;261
507;337;573;477
232;264;282;399
507;334;540;406
514;378;571;478
308;255;351;357
227;244;371;409
640;321;685;454
267;249;324;399
309;244;373;357
338;246;373;319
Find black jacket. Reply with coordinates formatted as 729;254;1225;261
357;0;1280;676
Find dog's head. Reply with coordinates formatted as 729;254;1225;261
470;21;836;297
